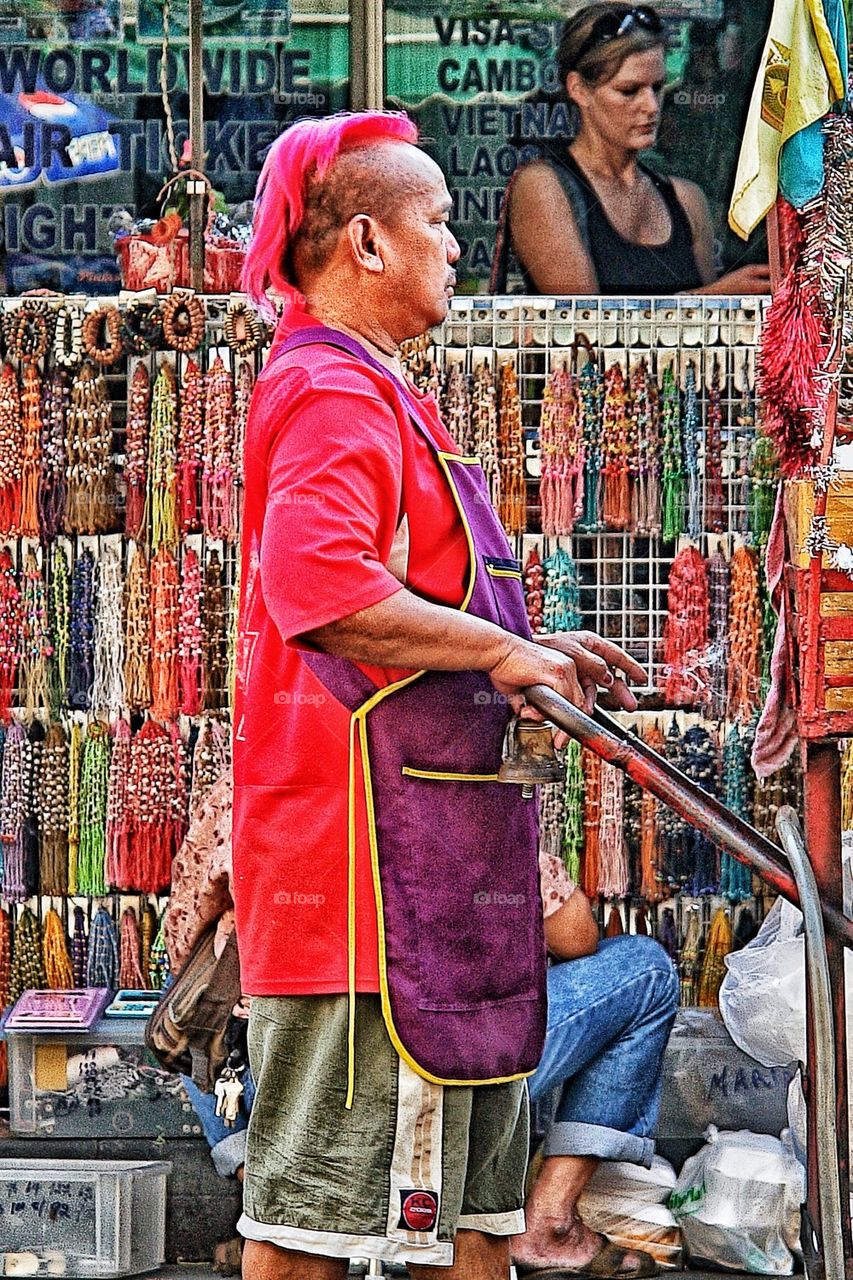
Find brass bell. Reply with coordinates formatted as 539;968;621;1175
498;716;564;797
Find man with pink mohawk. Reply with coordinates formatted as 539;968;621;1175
233;111;645;1279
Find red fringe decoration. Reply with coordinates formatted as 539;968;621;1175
662;546;709;708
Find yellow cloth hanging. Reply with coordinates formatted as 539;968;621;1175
698;907;734;1007
729;0;844;239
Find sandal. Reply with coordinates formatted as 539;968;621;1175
515;1238;660;1279
212;1236;243;1276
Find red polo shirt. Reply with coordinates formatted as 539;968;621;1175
233;308;468;995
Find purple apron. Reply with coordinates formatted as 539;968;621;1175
273;326;547;1085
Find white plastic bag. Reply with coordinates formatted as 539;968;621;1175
718;899;806;1068
669;1127;804;1274
579;1158;683;1269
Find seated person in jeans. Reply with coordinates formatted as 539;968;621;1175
169;775;678;1280
516;854;679;1279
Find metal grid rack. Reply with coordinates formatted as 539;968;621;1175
429;295;769;693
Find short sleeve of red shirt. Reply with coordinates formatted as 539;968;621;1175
256;366;406;646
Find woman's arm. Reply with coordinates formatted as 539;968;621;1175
673;177;771;295
508;161;599;294
543;886;600;960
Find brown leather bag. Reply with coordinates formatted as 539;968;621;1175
145;925;241;1091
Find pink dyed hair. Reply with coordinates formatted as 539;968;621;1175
242;111;419;315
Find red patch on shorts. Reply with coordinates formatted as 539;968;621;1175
399;1189;439;1232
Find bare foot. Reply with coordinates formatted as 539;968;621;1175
213;1236;243;1276
512;1209;648;1274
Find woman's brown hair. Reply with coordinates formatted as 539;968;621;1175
558;3;666;88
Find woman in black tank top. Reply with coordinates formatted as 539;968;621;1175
501;3;770;297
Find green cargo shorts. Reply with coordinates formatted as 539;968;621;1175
238;994;529;1268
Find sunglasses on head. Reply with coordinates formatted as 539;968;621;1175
573;6;664;66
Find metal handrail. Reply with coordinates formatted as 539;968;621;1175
523;684;853;949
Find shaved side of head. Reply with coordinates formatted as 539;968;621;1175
288;142;443;285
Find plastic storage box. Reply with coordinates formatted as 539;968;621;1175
4;1015;202;1138
0;1158;171;1276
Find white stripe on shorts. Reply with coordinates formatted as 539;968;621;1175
237;1214;454;1267
385;1056;445;1247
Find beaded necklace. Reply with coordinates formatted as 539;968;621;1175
562;739;584;882
662;546;709;708
71;904;88;988
203;550;227;712
49;544;70;714
683;361;702;539
224;298;264;355
0;362;22;535
162;292;206;354
659;720;688;887
5;305;50;363
148;910;170;989
43;908;73;990
106;717;131;889
151;545;180;722
140;902;157;985
23;718;43;898
148;362;179;551
38;722;69;896
124;547;152;713
522;546;545;634
52;303;84;370
640;722;666;901
189;716;230;811
442;365;473;455
540;363;582;536
697;906;733;1007
704;358;725;534
577;353;604;531
658;905;678;961
720;725;754;901
727;544;762;723
538;766;566;865
748;425;779;544
65;362;115;535
1;723;31;902
542;546;581;633
119;907;147;989
735;367;754;538
21;547;52;721
67;720;82;894
77;720;110;896
679;907;702;1007
682;725;720;895
661;365;684;542
126;718;185;892
68;547;95;711
92;545;125;718
580;747;601;899
203;354;236;541
631;358;660;536
81;305;123;368
120;300;163;357
9;905;46;1003
20;361;42;539
39;369;69;541
233;361;253;531
177;359;203;534
124;363;151;541
498;362;526;534
597;760;627;898
623;767;643;895
226;547;240;715
602;363;631;530
0;546;21;722
179;547;204;716
473;362;500;510
706;546;730;722
86;906;118;989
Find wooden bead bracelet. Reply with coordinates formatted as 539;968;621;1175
119;300;164;356
224;298;263;355
162;292;206;353
82;305;123;367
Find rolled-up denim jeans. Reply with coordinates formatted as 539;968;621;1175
529;935;679;1168
182;1070;256;1179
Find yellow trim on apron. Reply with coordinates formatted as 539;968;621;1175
342;450;532;1099
401;766;500;782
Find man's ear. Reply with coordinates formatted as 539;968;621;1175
346;214;385;274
